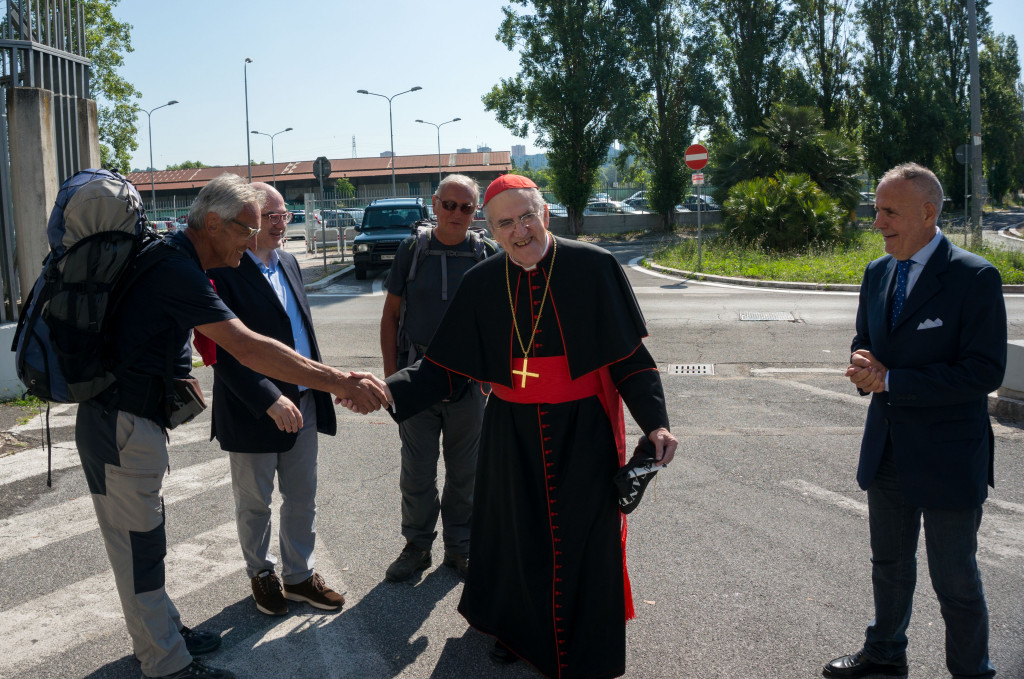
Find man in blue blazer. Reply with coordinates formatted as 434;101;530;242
209;183;344;617
824;163;1006;678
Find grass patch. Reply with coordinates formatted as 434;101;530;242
651;228;1024;285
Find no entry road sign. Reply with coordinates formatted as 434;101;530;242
685;144;708;171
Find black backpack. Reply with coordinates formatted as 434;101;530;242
11;169;173;484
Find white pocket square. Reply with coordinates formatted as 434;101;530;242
917;318;943;330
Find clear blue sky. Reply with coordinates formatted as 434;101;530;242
117;0;1024;172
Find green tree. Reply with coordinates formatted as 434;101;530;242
789;0;857;132
858;0;945;176
165;160;208;170
335;176;356;198
707;0;794;136
980;33;1024;203
483;0;634;235
620;0;718;229
711;104;863;212
83;0;140;174
511;164;554;189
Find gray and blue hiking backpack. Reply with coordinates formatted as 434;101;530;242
11;168;166;405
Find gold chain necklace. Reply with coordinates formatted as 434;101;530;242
505;236;557;388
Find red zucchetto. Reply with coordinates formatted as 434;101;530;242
483;174;538;205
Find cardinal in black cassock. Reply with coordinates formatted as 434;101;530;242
385;174;677;679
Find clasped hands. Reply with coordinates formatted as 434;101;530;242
846;349;887;393
333;371;392;414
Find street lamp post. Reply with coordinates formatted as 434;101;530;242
143;99;178;218
250;127;293;188
244;57;253;182
356;86;422;195
415;118;461;186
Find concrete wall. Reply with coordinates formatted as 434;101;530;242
7;87;59;301
76;98;101;169
0;323;24;398
548;210;722;236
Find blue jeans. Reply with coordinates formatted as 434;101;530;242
864;447;995;678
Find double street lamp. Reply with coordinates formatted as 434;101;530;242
244;57;253;182
143;99;178;217
416;118;461;185
356;86;422;195
250;127;293;188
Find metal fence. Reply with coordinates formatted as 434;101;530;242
0;0;90;320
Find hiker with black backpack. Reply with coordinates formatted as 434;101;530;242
68;173;388;679
378;174;496;583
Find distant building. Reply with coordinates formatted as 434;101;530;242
126;151;514;209
380;151;394;157
477;145;492;153
456;147;472;153
511;144;526;156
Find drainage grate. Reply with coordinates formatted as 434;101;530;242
739;311;795;322
666;363;715;375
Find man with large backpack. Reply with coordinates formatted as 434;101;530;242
378;174;496;582
74;173;387;679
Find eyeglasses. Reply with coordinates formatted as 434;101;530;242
439;200;477;215
228;218;260;238
262;211;293;225
493;212;540;231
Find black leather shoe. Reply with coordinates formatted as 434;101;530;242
489;640;518;665
823;650;908;677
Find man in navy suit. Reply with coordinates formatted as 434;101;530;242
209;183;344;617
824;163;1006;678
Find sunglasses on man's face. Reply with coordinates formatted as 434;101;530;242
439;200;477;215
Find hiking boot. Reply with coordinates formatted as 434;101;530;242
180;626;221;655
251;570;288;616
152;658;236;679
385;543;431;582
442;551;469;579
283;572;345;611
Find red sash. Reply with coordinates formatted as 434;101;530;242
490;356;636;620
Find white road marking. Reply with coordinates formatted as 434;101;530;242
628;256;861;295
0;521;243;674
750;368;844;375
0;457;232;562
784;481;1024;568
753;375;869;406
0;418;212;486
781;479;869;517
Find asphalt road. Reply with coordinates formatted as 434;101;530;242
1;239;1023;679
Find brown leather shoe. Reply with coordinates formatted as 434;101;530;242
442;551;469;578
823;650;908;677
251;570;287;616
283;572;344;611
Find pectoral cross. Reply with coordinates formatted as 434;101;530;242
512;357;540;388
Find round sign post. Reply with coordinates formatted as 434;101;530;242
685;144;709;269
313;156;332;267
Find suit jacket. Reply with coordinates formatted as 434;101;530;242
208;251;337;453
852;235;1006;509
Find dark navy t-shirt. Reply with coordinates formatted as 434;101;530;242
111;230;235;378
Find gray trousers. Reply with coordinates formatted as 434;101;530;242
229;391;318;585
398;386;484;554
76;400;191;678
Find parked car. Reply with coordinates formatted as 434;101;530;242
286;210;312;240
352;198;432;280
678;195;719;211
624;197;649;211
589;192;611;202
546;203;567;217
583;200;635;216
859;191;876;204
321;209;359;229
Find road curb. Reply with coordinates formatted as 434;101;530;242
304;264;354;291
644;261;1024;293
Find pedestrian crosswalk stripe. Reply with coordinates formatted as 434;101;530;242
0;457;232;562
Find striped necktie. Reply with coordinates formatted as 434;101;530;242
890;259;911;329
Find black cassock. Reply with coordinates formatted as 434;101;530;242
386;236;669;679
